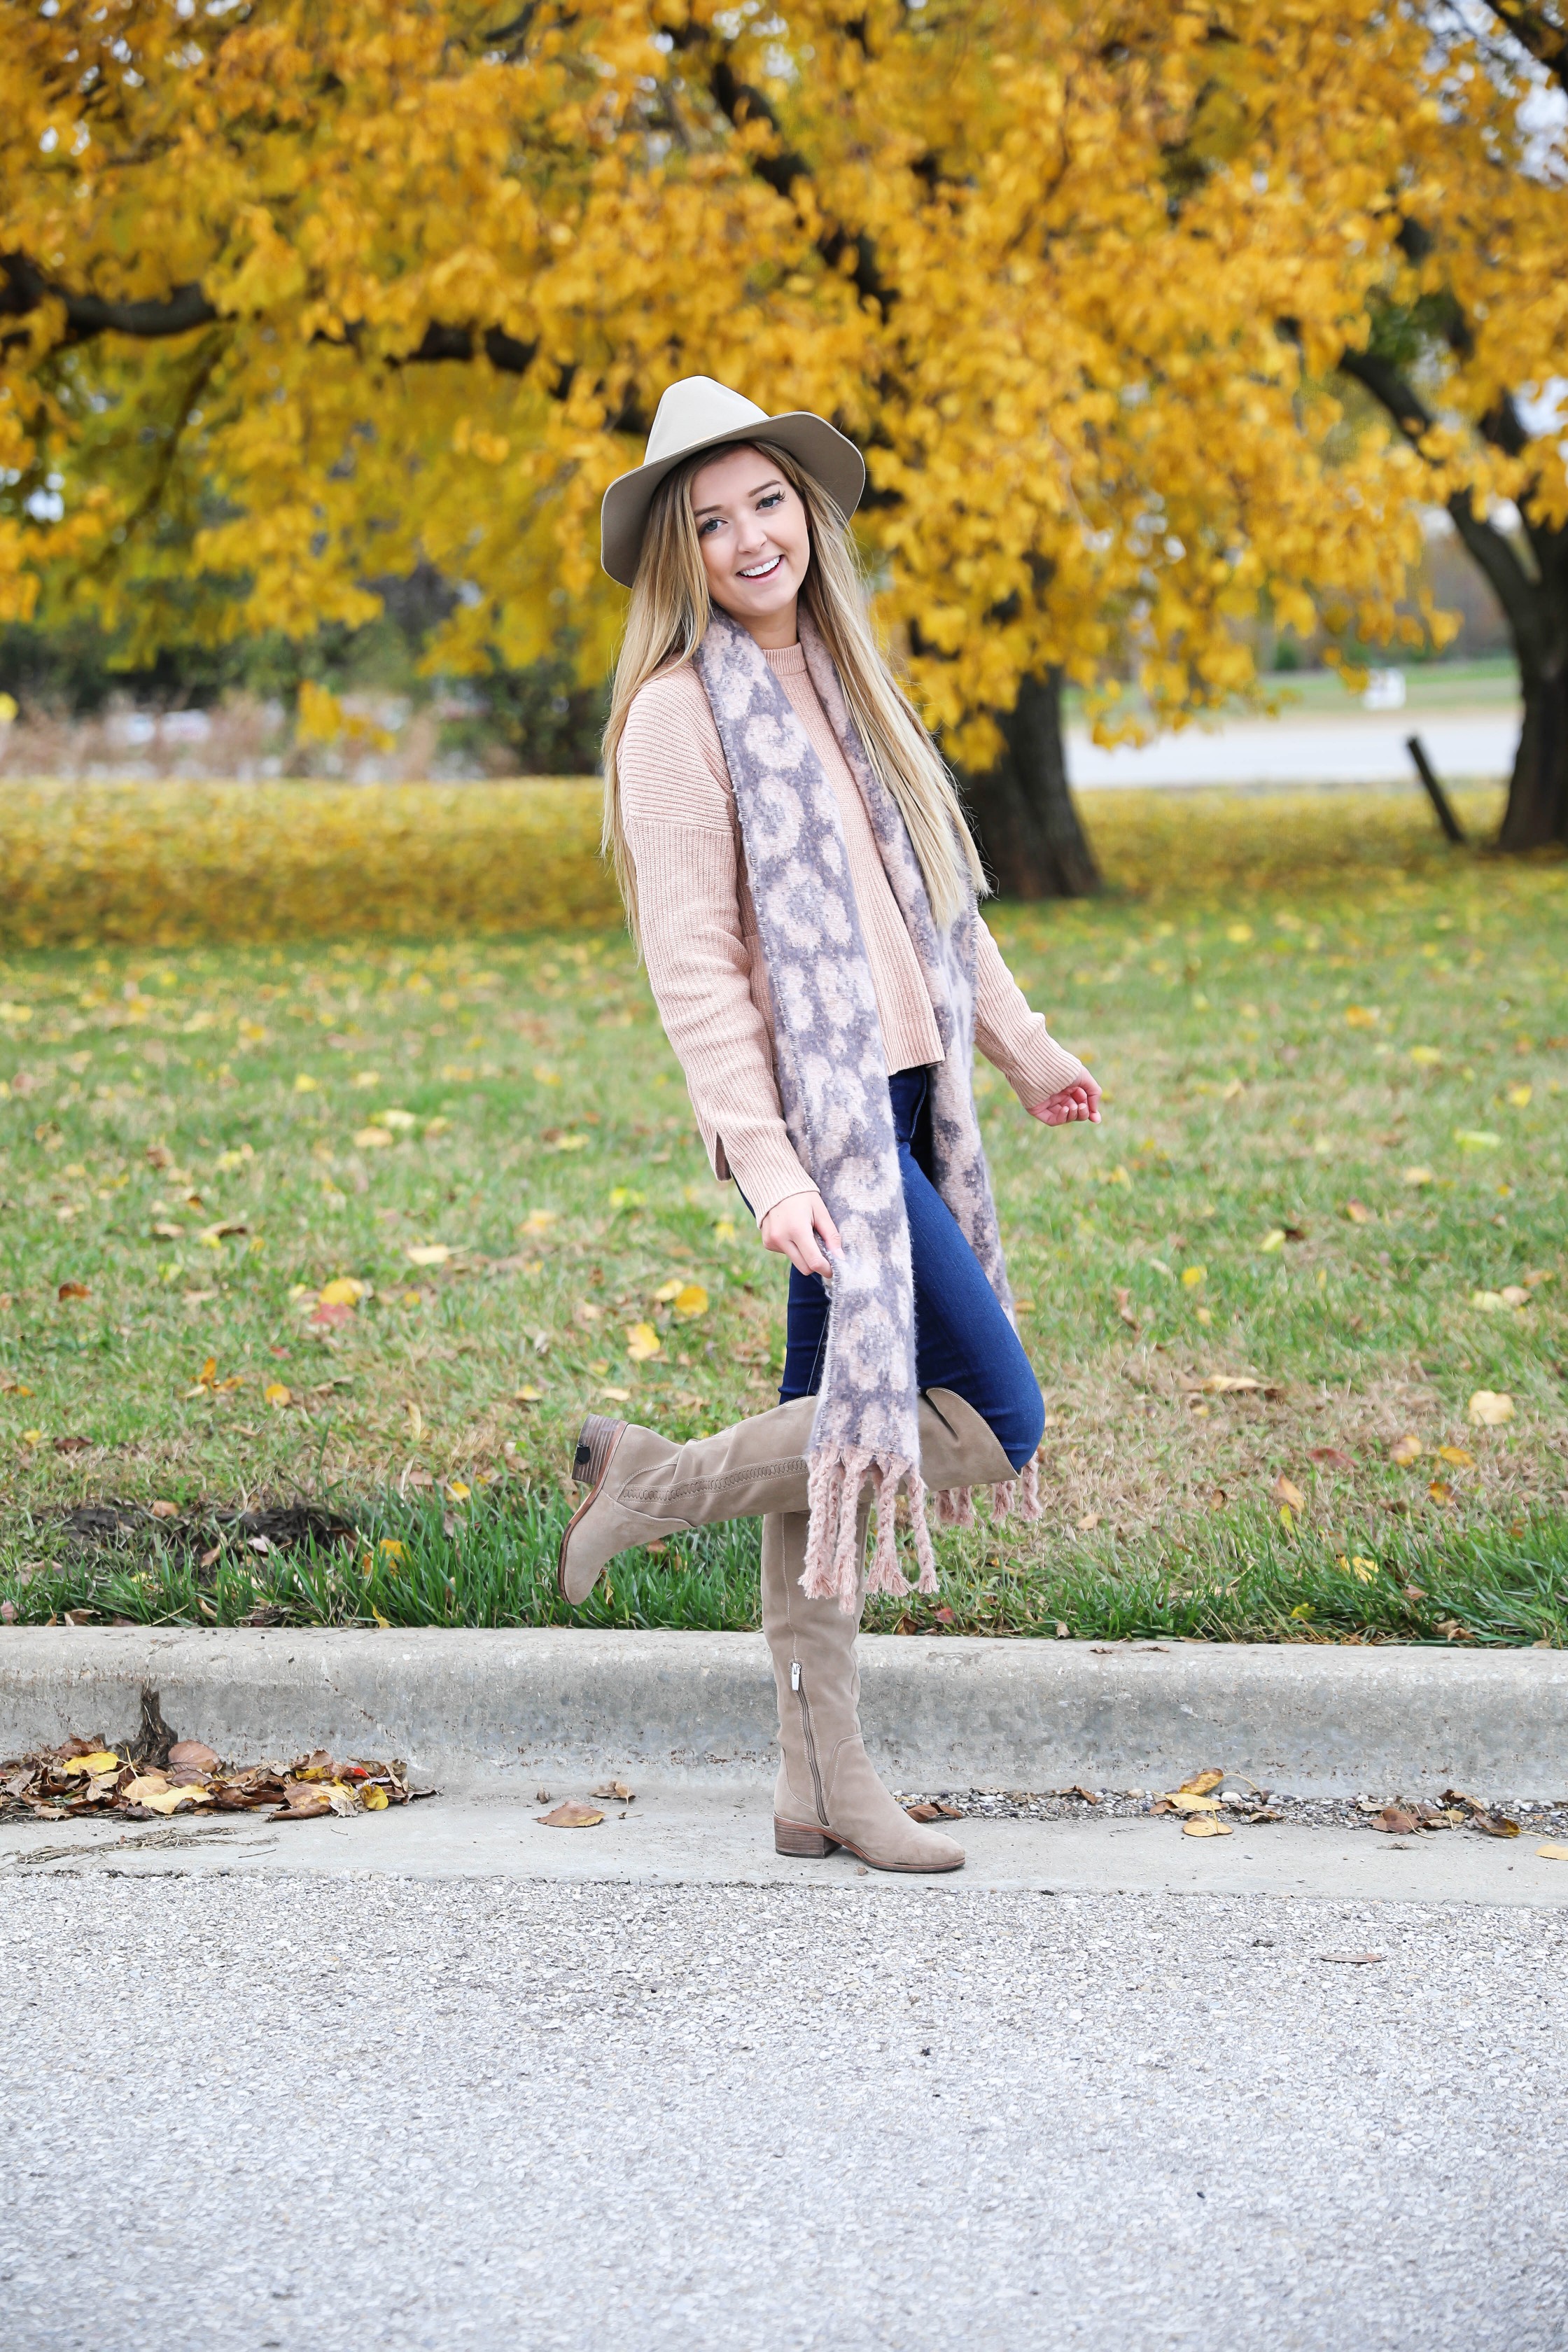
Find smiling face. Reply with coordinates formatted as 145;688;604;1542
687;444;811;645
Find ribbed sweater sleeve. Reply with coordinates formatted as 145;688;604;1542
973;915;1091;1108
618;671;819;1224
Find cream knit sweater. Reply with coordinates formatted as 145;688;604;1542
619;643;1090;1223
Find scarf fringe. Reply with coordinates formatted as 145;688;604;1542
802;1447;939;1613
800;1448;1041;1611
930;1450;1044;1534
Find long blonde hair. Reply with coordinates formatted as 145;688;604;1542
601;439;985;945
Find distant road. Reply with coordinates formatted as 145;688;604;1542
1068;708;1518;790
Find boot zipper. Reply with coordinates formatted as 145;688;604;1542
790;1660;827;1825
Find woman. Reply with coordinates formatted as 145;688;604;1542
559;377;1101;1875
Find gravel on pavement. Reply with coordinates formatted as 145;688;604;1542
3;1874;1564;2351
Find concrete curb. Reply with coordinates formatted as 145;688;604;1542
3;1628;1566;1795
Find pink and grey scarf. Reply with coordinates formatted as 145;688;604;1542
694;607;1040;1609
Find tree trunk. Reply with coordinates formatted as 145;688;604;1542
958;667;1102;899
1498;654;1568;852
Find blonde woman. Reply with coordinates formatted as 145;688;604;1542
559;378;1100;1875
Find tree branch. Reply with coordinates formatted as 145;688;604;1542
1480;1;1568;92
1338;344;1550;665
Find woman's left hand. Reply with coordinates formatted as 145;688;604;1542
1028;1074;1102;1127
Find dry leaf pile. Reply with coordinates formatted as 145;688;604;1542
1;1735;426;1823
0;1682;430;1825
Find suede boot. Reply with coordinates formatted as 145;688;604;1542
558;1395;818;1605
917;1384;1020;1494
762;1504;965;1872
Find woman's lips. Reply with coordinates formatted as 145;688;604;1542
737;553;784;581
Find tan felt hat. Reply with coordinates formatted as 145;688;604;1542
599;374;865;587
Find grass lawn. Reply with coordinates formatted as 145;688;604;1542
0;780;1564;1643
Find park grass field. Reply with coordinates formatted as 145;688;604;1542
0;779;1563;1642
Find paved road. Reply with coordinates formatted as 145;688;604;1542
4;1866;1564;2349
1067;708;1516;788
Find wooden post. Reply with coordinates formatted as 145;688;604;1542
1405;734;1468;846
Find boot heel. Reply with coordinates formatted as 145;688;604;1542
774;1816;836;1858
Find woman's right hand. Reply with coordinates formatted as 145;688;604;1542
759;1191;841;1280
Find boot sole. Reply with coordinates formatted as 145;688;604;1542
556;1415;629;1606
773;1814;965;1874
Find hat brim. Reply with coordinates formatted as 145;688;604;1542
599;412;866;588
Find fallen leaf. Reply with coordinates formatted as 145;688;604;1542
1471;1811;1521;1838
905;1802;944;1822
1259;1228;1286;1253
406;1244;453;1267
1271;1474;1306;1512
1200;1374;1268;1394
1180;1265;1205;1288
361;1783;390;1809
1373;1806;1418;1834
354;1126;395;1149
1471;1289;1507;1312
1506;1084;1532;1108
1401;1166;1434;1187
149;1499;178;1519
57;1280;90;1301
1390;1434;1422;1465
1317;1952;1384;1965
1408;1044;1441;1065
625;1321;662;1361
444;1480;470;1501
265;1382;291;1406
308;1301;355;1328
1338;1555;1379;1583
1499;1285;1530;1308
1428;1479;1454;1505
590;1780;635;1802
60;1749;120;1776
317;1278;366;1307
1536;1844;1568;1861
599;1385;632;1402
1182;1815;1233;1837
1344;1004;1379;1028
123;1773;169;1802
512;1384;543;1403
1076;1511;1100;1532
1344;1198;1372;1223
1168;1793;1222;1814
141;1786;214;1814
1436;1445;1474;1467
538;1800;604;1828
1179;1770;1225;1795
1113;1285;1139;1329
168;1740;219;1771
150;1221;185;1240
52;1435;91;1454
673;1283;709;1322
1468;1390;1515;1427
1310;1448;1354;1470
1453;1129;1501;1150
1525;1268;1555;1288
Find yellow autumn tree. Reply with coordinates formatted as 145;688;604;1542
4;1;1557;888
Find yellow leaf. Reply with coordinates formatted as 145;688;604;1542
1537;1844;1568;1861
318;1278;366;1306
1259;1228;1286;1253
1178;1770;1224;1795
1272;1473;1306;1512
1182;1814;1234;1837
1436;1446;1474;1466
625;1321;662;1361
61;1749;120;1775
124;1772;168;1802
1344;1004;1378;1028
20;1428;41;1444
351;1070;380;1089
520;1209;557;1236
1453;1130;1500;1150
1468;1390;1515;1427
406;1244;451;1266
1401;1166;1434;1187
1180;1265;1205;1287
673;1283;709;1321
293;1073;319;1093
1226;922;1252;943
1390;1434;1422;1464
1471;1289;1506;1311
1344;1198;1372;1224
140;1786;214;1814
354;1126;394;1149
380;1108;418;1130
370;1609;391;1630
362;1783;390;1808
599;1384;632;1401
264;1382;291;1406
378;1538;404;1558
445;1480;470;1500
1507;1084;1532;1108
653;1280;682;1302
713;1218;736;1242
1408;1044;1441;1065
538;1801;605;1828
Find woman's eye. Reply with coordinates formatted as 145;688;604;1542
758;491;784;511
698;517;720;535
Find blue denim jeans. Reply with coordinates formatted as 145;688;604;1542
766;1066;1044;1471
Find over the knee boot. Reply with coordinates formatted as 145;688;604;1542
761;1506;965;1875
559;1396;818;1605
